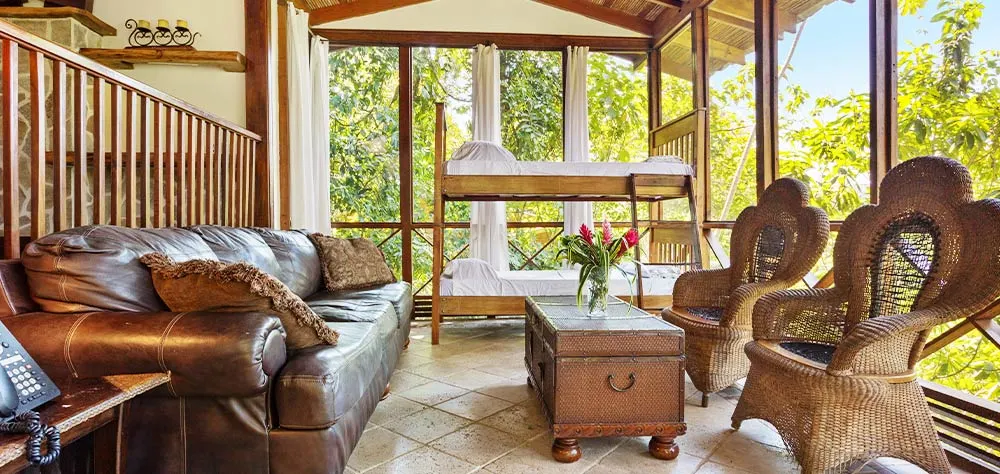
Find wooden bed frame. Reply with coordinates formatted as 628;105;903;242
429;103;703;344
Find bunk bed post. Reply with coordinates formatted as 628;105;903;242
629;175;645;309
432;102;446;345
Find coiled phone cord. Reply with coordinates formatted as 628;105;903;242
0;411;60;465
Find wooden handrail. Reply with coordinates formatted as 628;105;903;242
0;19;262;258
0;20;258;139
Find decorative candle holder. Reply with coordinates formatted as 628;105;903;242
125;19;201;48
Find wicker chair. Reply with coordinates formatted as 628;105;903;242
662;178;829;407
732;156;1000;474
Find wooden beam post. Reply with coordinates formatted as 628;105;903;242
692;5;711;266
246;0;274;227
277;0;292;229
870;0;898;203
754;0;779;200
692;7;710;223
400;47;414;283
648;48;661;132
432;103;445;345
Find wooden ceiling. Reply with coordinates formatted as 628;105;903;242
303;0;847;76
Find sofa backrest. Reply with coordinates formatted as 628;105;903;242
0;260;38;318
249;228;323;298
22;226;218;313
189;226;281;276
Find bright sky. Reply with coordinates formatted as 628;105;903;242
774;0;1000;99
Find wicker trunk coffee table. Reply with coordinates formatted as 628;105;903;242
524;295;686;463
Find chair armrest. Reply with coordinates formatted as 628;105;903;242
827;305;968;376
672;268;732;308
720;279;798;328
3;311;287;397
752;287;848;342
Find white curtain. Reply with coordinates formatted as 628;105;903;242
563;46;592;236
469;44;509;270
287;8;332;233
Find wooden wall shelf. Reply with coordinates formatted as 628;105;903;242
79;48;247;72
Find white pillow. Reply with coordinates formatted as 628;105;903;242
450;141;517;162
645;155;685;164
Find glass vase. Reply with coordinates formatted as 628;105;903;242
586;268;610;316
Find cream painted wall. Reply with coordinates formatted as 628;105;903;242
92;0;247;126
314;0;646;37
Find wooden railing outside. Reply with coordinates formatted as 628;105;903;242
0;20;261;259
650;109;697;165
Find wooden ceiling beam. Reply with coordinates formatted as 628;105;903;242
639;0;684;7
315;28;651;51
651;0;711;47
532;0;654;36
309;0;433;26
708;8;754;32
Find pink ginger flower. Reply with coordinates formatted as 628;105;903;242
602;219;613;245
579;224;594;245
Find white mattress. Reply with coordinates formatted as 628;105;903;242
440;263;681;297
444;160;694;177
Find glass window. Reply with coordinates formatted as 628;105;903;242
777;1;871;220
706;6;757;221
659;21;694;123
328;47;400;223
587;52;649;163
897;0;1000;199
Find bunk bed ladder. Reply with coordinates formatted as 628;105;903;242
629;174;704;311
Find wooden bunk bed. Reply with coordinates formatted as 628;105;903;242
430;103;703;344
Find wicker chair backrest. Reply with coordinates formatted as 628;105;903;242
835;156;999;336
728;178;827;290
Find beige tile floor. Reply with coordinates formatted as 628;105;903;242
347;319;957;474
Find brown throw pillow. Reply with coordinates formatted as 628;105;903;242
309;234;395;291
139;253;338;350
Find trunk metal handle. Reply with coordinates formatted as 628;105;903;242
608;373;637;392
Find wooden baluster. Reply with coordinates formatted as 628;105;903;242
178;112;187;226
164;106;174;227
195;119;203;224
140;96;151;227
125;90;136;227
244;137;251;226
2;40;18;258
28;51;45;240
211;125;220;224
52;62;67;231
247;140;257;225
73;68;87;227
109;84;121;226
186;114;195;224
224;130;233;226
153;101;162;227
236;134;245;226
92;77;105;225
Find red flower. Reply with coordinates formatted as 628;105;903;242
623;228;639;248
602;219;613;245
579;223;594;245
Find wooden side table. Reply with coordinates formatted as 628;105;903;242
0;373;169;474
525;296;686;463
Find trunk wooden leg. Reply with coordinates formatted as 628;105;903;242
403;337;411;350
552;438;582;463
649;436;680;460
380;383;391;401
701;392;710;407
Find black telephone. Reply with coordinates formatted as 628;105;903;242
0;321;61;465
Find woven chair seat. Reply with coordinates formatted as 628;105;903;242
687;306;724;322
778;341;836;365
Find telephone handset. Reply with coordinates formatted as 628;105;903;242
0;321;61;465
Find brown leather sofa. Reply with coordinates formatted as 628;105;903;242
0;225;412;474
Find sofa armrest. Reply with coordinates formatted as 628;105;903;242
3;311;287;397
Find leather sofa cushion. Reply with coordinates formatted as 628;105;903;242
251;228;322;298
307;298;397;326
0;260;38;318
22;226;217;313
274;316;395;429
188;226;281;276
306;282;412;328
